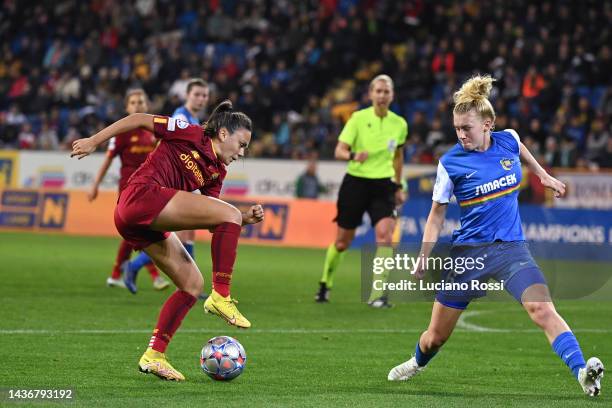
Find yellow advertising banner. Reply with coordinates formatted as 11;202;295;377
0;150;19;188
0;188;337;248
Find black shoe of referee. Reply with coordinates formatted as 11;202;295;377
315;282;330;303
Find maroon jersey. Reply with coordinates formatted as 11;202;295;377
107;128;157;191
128;116;225;198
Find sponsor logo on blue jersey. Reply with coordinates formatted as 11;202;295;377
475;173;518;196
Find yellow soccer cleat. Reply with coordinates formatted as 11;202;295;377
138;348;185;381
203;290;251;329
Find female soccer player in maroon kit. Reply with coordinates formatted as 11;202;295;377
88;89;169;291
71;100;263;381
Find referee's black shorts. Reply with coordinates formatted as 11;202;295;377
335;174;397;229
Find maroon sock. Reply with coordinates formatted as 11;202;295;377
211;222;241;297
148;290;197;353
111;240;133;279
145;263;160;279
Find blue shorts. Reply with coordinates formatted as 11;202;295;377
435;241;547;310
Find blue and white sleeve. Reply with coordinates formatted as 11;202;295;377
504;128;521;155
432;161;454;204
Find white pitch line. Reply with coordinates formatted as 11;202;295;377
456;310;611;333
457;310;509;332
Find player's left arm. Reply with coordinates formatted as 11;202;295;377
71;113;154;159
242;204;264;225
519;142;566;198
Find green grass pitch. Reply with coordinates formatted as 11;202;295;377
1;231;610;407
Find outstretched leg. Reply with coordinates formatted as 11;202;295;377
522;284;604;396
388;301;464;381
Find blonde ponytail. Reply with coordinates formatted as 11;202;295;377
453;75;496;121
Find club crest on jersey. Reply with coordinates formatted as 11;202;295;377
191;150;200;160
500;158;514;170
130;135;138;142
211;173;219;180
177;119;189;129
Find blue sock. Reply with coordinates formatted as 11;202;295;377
415;342;438;367
183;242;195;259
552;331;586;379
130;252;152;273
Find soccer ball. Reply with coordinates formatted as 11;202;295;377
200;336;247;381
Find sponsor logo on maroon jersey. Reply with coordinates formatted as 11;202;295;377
179;153;205;185
129;146;155;154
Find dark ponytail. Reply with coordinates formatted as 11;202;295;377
203;100;252;138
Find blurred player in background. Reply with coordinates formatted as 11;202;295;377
316;74;408;308
71;100;263;381
88;89;169;291
387;75;604;397
123;79;210;293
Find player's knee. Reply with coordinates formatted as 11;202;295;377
375;231;392;244
423;330;449;350
222;207;242;226
335;240;350;252
526;302;556;328
183;272;204;297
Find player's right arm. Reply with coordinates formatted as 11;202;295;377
414;202;448;279
414;161;453;278
71;113;154;159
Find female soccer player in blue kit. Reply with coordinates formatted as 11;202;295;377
387;75;604;397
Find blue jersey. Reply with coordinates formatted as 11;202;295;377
172;106;199;125
432;129;523;243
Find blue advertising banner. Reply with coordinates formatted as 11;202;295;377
351;198;612;260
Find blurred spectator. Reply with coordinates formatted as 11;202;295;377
426;117;445;148
543;136;560;168
596;138;612;168
521;66;545;99
558;138;578;168
168;69;191;101
17;123;36;149
38;121;60;150
295;158;326;199
585;117;610;161
410;112;430;143
527;118;546;144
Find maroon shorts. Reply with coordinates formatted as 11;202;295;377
114;183;178;250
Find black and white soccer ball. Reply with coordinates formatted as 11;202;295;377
200;336;247;381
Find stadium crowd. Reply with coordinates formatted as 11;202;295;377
0;0;610;168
